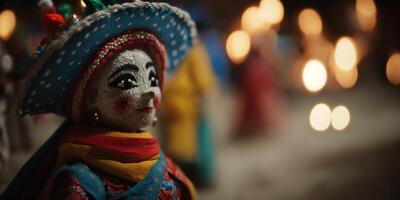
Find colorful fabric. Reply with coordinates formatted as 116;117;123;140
165;157;197;200
61;126;159;160
52;172;89;200
158;171;183;200
0;123;197;200
53;153;166;200
57;127;160;182
55;126;197;199
52;158;188;200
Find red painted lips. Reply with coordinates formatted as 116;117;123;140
136;107;154;112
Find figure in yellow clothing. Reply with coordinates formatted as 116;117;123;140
160;42;216;187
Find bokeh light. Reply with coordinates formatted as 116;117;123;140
298;8;323;36
356;0;377;32
309;103;331;131
331;105;351;131
241;6;270;34
259;0;285;25
1;54;13;73
334;63;358;89
302;59;327;93
386;52;400;85
334;37;358;71
0;10;16;41
80;0;87;8
226;30;251;64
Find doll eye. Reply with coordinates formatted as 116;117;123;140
148;71;159;87
109;74;138;90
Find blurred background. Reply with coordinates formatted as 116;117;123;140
1;0;400;199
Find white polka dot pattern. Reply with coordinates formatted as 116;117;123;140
19;2;197;116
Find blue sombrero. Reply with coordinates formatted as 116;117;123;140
18;0;197;117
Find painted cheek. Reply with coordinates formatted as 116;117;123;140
113;96;135;113
153;96;161;110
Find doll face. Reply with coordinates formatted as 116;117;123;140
90;49;161;132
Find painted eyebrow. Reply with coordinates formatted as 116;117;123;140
107;64;138;81
146;62;155;69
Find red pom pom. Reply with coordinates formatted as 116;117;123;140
42;12;65;33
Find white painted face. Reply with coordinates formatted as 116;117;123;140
89;49;161;132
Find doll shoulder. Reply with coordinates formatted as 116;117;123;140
51;162;106;200
164;156;197;200
51;159;197;200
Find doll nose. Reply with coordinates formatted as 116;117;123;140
142;91;155;100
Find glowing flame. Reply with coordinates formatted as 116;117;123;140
0;10;16;41
331;105;350;131
334;37;358;71
241;6;270;34
356;0;377;32
309;103;331;131
259;0;284;25
226;30;251;64
302;59;327;93
386;52;400;85
298;8;323;36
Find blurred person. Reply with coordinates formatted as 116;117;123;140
158;4;227;188
232;46;282;138
159;41;217;187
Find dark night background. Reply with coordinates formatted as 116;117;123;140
0;0;400;199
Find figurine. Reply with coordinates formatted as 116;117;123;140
1;0;197;199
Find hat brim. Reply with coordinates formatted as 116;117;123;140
19;1;197;116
